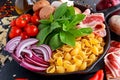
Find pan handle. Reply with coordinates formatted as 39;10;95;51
97;4;120;18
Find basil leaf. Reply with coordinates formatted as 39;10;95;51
36;27;50;45
38;24;48;30
60;31;75;46
40;19;51;24
37;21;61;45
49;33;63;50
71;14;85;26
40;15;54;24
36;3;93;50
68;28;93;37
62;19;70;31
64;14;86;30
50;22;61;31
49;14;54;22
63;24;68;31
79;27;93;34
54;3;67;19
45;28;61;44
65;6;75;17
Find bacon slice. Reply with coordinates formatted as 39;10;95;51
82;13;105;25
82;9;91;16
77;12;106;37
104;41;120;80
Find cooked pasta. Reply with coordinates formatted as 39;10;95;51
46;33;105;73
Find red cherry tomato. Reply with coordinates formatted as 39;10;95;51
31;15;40;25
24;24;39;37
15;17;27;28
20;32;29;40
10;19;16;27
20;14;31;23
9;27;22;39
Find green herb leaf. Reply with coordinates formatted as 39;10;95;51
40;14;54;24
38;24;48;30
71;14;85;26
64;14;86;30
36;27;50;45
65;6;75;17
63;24;68;31
50;21;61;31
69;27;93;37
60;31;75;46
49;33;63;50
36;3;93;50
54;3;67;19
36;22;61;45
40;19;51;24
44;28;61;44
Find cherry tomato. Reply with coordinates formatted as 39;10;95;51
16;17;27;28
20;32;29;40
31;15;40;25
9;27;22;39
10;19;16;27
24;24;39;37
20;14;31;23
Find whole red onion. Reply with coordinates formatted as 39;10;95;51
96;0;120;11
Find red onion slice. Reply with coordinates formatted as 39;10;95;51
24;55;48;68
20;60;47;72
31;45;50;62
15;38;38;57
22;48;33;57
40;44;52;58
5;36;21;53
32;51;49;65
11;53;21;63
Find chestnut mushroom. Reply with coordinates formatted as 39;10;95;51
33;0;50;12
109;15;120;35
39;5;55;19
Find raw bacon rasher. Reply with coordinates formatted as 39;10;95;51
77;10;106;37
104;41;120;80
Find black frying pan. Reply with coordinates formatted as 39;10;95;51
100;4;120;41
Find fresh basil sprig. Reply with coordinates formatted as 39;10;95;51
36;3;93;50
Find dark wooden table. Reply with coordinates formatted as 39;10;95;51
0;0;108;80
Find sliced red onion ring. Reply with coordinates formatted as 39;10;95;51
20;60;47;72
11;53;21;63
15;38;38;57
24;55;48;68
40;44;52;58
32;51;49;65
22;48;33;57
5;36;21;53
31;45;50;62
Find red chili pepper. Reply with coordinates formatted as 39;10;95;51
15;78;28;80
89;69;104;80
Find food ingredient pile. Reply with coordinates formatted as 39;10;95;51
0;0;17;67
0;0;16;19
